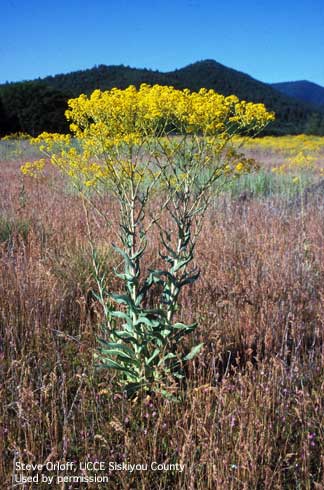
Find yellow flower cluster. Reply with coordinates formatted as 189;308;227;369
272;151;317;175
232;134;324;182
235;134;324;159
1;132;31;141
223;147;259;176
66;84;274;139
21;84;274;185
21;158;46;177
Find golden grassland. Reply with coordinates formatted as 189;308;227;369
1;135;324;489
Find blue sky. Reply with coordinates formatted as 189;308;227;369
1;0;324;86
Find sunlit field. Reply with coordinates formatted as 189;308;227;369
1;134;324;489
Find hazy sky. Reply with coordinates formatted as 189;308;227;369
1;0;324;85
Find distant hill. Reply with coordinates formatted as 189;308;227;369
1;60;324;136
271;80;324;111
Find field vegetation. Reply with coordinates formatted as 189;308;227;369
1;127;324;489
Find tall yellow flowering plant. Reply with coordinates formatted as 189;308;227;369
22;84;274;397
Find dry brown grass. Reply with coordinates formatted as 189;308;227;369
1;160;324;489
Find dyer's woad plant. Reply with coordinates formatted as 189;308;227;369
22;84;274;397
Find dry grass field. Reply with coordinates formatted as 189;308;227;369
1;136;324;489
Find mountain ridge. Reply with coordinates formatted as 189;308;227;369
271;80;324;110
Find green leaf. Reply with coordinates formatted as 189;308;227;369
92;290;109;304
114;330;139;344
172;322;197;332
172;256;192;273
134;316;159;328
159;251;175;265
131;244;147;261
146;348;160;365
158;352;177;366
143;307;167;319
114;270;138;282
159;389;180;402
95;358;137;377
183;343;204;361
99;349;136;363
178;270;200;287
160;234;178;258
146;330;166;346
111;244;133;268
109;293;136;310
110;311;132;323
100;342;135;357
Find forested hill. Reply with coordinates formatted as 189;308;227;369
271;80;324;111
1;60;324;137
